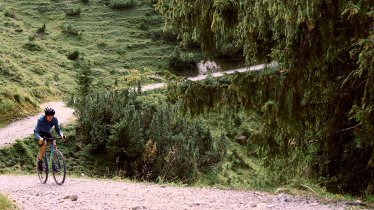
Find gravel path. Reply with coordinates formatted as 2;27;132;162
0;175;347;210
0;102;75;147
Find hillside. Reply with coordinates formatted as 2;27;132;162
0;0;179;126
1;0;372;204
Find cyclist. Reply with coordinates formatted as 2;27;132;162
34;107;65;171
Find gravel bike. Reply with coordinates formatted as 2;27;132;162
37;137;66;185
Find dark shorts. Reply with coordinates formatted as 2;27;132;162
36;132;52;146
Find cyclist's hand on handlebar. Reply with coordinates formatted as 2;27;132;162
61;135;67;142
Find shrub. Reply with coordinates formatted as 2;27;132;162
28;34;36;41
96;39;107;47
109;0;136;10
67;50;79;60
23;42;42;51
147;0;158;5
139;22;148;30
36;24;46;34
61;24;82;36
168;48;199;73
4;10;17;19
80;0;89;3
151;29;178;42
73;90;226;182
37;6;49;14
65;8;81;16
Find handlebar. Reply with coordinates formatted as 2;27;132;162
43;137;67;143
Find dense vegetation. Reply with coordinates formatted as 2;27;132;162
154;0;374;195
71;63;226;181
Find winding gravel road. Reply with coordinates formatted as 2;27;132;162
0;175;348;210
0;102;75;148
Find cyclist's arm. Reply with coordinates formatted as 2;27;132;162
53;118;64;138
34;119;42;140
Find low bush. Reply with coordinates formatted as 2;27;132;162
4;10;17;19
23;42;42;51
168;48;199;73
67;50;79;60
28;34;36;41
65;8;81;16
109;0;136;10
73;90;226;182
61;24;82;36
139;22;148;30
37;6;49;14
151;29;178;42
36;23;46;34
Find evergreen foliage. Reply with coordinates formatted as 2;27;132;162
72;87;226;181
157;0;374;195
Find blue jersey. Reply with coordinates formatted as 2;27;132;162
34;115;63;140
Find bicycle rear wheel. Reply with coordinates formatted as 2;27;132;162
37;154;48;184
52;150;66;185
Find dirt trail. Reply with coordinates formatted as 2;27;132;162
141;63;274;92
0;175;347;210
0;102;75;147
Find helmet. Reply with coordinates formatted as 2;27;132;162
44;107;55;116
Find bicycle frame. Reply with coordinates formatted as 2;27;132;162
44;138;59;172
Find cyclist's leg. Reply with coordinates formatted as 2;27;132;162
37;132;51;160
37;137;46;171
38;140;47;160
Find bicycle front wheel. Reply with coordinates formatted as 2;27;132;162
52;150;66;185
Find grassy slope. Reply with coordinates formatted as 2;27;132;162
0;0;177;126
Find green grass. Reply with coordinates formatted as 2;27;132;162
0;194;15;210
0;0;184;125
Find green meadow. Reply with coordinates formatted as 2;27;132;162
0;0;180;126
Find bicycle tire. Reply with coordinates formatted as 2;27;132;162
37;154;48;184
52;150;66;185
